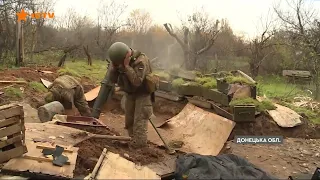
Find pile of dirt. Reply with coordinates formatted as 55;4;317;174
230;114;320;139
80;76;96;93
67;125;166;177
0;67;58;82
104;97;320;140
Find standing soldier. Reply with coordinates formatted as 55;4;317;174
107;42;157;148
44;75;91;116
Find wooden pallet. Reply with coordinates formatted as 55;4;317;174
2;142;78;179
0;104;27;163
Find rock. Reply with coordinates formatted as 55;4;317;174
300;154;304;157
124;153;130;158
58;135;64;139
301;150;312;155
301;163;308;168
48;136;56;140
283;167;286;170
18;102;41;123
315;153;320;157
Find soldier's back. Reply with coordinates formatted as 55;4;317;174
53;75;80;89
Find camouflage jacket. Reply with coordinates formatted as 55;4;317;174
48;75;80;104
109;49;151;94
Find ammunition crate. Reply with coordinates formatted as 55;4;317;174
202;88;230;106
250;86;257;99
177;71;196;81
233;105;255;122
175;84;203;97
159;80;172;92
217;78;230;95
0;104;27;163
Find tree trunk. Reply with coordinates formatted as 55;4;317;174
249;61;259;79
30;26;37;62
185;53;197;71
58;54;67;67
315;80;319;100
83;45;92;66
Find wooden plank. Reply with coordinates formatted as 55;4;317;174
186;97;211;109
23;155;71;165
147;156;176;177
267;104;302;127
0;123;22;138
155;91;184;101
148;103;235;156
24;123;90;146
0;134;22;148
36;145;74;153
0;81;27;84
85;86;101;101
0;105;23;119
40;78;52;88
0;145;25;163
209;101;234;120
2;141;78;178
90;148;107;179
237;70;256;84
96;151;160;179
0;117;20;128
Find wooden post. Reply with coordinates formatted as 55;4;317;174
20;22;24;66
15;21;21;66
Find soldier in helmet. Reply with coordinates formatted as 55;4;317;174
44;75;91;116
108;42;156;148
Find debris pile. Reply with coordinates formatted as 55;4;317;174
293;95;320;111
0;67;319;179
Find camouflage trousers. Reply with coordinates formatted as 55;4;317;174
124;93;153;148
51;85;91;117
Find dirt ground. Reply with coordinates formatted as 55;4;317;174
228;138;320;179
1;67;320;179
99;97;320;179
61;125;169;177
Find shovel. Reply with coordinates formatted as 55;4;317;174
149;116;176;155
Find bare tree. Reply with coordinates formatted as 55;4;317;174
274;0;320;100
248;12;276;79
164;7;220;70
96;0;128;60
27;0;56;61
127;9;152;34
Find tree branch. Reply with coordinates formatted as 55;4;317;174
163;23;187;51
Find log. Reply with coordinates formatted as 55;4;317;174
91;134;131;141
89;148;107;180
0;81;27;84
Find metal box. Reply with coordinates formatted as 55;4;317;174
233;105;255;122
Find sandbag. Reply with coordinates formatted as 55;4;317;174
175;153;278;180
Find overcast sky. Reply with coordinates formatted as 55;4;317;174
53;0;320;39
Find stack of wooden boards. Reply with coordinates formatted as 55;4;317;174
0;104;28;163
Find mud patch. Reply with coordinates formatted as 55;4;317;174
71;126;166;177
230;114;320;139
0;67;58;82
80;76;96;93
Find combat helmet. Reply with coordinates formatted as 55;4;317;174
107;42;131;65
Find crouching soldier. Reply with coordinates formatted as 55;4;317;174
44;75;91;116
107;42;158;148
